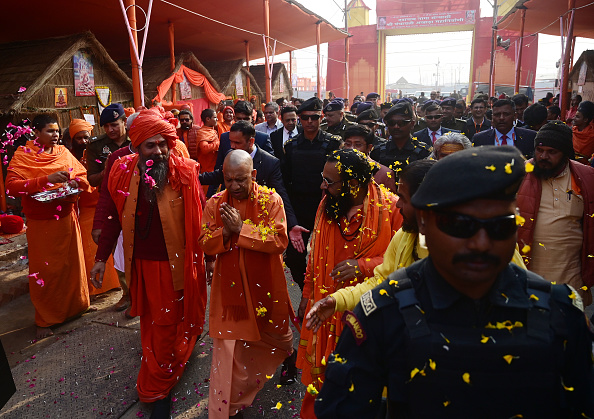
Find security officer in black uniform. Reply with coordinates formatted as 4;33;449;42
320;98;354;139
370;101;431;179
282;97;342;291
356;109;387;147
440;97;467;132
316;146;594;419
86;103;130;187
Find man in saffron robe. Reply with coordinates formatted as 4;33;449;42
200;150;294;418
296;149;402;418
195;108;220;193
217;106;234;138
6;114;91;339
176;109;201;160
90;108;207;418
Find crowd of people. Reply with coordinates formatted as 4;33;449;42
2;88;594;418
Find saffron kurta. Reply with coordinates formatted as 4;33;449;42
6;141;91;327
297;182;402;418
200;183;293;418
194;125;220;194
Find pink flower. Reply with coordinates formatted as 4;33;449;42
143;173;156;188
117;190;130;196
36;279;45;287
145;159;154;167
54;215;60;221
18;86;26;93
96;159;102;163
119;163;127;171
56;205;62;212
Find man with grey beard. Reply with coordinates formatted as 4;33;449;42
90;109;207;419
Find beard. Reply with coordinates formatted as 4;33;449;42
140;153;169;202
400;214;418;234
324;190;353;221
533;158;567;179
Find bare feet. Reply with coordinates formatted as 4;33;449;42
36;326;54;340
85;306;98;313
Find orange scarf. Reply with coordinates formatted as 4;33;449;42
9;141;89;194
108;153;206;335
572;122;594;158
298;182;396;388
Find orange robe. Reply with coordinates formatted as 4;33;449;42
216;120;232;138
78;189;120;295
572;123;594;160
296;182;402;418
6;141;91;327
200;183;293;418
105;153;207;402
195;126;220;194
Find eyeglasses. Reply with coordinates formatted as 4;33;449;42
321;172;339;187
425;115;443;120
360;122;376;128
434;212;517;240
301;114;321;121
385;119;412;127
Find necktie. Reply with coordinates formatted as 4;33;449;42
500;134;508;145
431;131;437;144
288;131;293;140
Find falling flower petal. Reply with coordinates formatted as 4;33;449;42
525;162;534;173
503;355;515;364
275;402;282;409
522;245;531;254
485;165;496;171
18;86;27;93
462;372;471;384
349;383;355;392
515;214;525;226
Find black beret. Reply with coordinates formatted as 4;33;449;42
440;97;457;108
411;146;526;209
385;101;413;119
366;92;380;100
324;98;344;112
100;103;125;126
357;109;379;122
297;97;323;114
380;101;393;110
422;100;441;112
535;120;575;159
355;101;374;115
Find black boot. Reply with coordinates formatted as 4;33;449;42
150;393;171;419
279;350;298;385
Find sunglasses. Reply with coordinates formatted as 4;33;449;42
425;114;443;120
434;212;517;240
301;114;321;121
385;119;412;127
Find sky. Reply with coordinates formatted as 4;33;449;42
261;0;594;90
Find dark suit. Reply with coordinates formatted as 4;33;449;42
464;117;492;140
200;146;298;229
270;126;301;160
472;127;536;159
413;127;459;145
207;130;274;196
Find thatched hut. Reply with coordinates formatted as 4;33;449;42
120;51;223;117
202;59;264;104
0;31;134;133
569;50;594;102
249;63;293;102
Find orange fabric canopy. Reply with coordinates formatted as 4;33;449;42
154;65;226;105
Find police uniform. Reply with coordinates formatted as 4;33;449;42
86;103;131;177
320;98;354;139
369;137;431;174
441;117;467;132
282;97;342;288
316;146;594;418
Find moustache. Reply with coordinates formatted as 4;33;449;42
452;253;501;266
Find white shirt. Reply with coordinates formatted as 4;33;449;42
283;127;299;145
249;146;257;159
494;128;515;146
255;120;283;135
427;127;442;143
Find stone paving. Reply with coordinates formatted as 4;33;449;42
0;271;306;418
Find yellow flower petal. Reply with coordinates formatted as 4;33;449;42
349;383;355;392
516;214;526;226
485;165;496;171
480;334;491;344
266;374;273;379
389;280;398;286
503;355;514;364
525;162;534;172
429;359;436;371
321;356;326;366
379;289;388;296
569;291;576;300
462;372;471;384
276;402;283;409
522;244;531;254
443;400;451;407
505;163;513;174
307;383;319;395
529;294;539;301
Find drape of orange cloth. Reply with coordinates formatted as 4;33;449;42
216;120;232;138
297;182;401;400
200;182;291;342
27;211;90;327
209;331;293;418
131;259;198;402
195;126;219;194
153;65;226;105
78;189;120;295
572;123;594;159
108;152;205;336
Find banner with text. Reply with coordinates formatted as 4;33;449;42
378;10;476;30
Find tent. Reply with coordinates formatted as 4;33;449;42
249;63;293;102
203;60;265;104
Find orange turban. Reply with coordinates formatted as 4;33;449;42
68;119;93;137
128;108;178;149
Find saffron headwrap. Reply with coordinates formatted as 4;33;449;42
68;119;93;137
128;108;178;149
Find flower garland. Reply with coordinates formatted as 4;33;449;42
95;86;112;107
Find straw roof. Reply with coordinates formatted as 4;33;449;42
202;60;264;98
119;51;222;103
249;63;292;98
0;31;132;116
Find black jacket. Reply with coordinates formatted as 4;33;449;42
412;127;459;145
472;127;536;159
200;146;298;229
270;126;302;160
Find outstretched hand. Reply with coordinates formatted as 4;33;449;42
305;296;336;332
289;225;310;253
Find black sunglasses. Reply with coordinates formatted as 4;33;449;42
301;114;321;121
385;119;412;127
434;212;517;240
425;114;443;120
